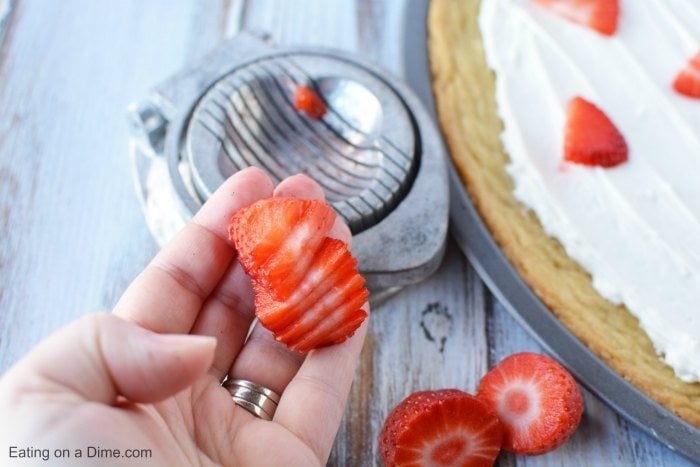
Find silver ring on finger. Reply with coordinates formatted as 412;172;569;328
222;378;280;421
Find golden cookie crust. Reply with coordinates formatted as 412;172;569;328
427;0;700;427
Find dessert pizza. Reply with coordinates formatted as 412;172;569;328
428;0;700;426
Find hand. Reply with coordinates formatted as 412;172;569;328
0;168;369;466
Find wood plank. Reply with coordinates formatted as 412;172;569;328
0;0;226;371
0;0;11;44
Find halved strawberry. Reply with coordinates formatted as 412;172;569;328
673;51;700;99
534;0;620;36
230;197;369;353
293;85;327;119
379;389;503;467
477;353;583;455
229;198;336;301
564;96;628;167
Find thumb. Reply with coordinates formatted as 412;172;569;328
3;312;216;404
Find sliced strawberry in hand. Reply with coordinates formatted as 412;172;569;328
477;353;583;455
229;198;336;300
564;96;628;168
253;237;368;353
254;237;352;333
230;197;368;353
380;389;503;467
673;51;700;99
534;0;620;36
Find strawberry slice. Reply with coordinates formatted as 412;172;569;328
564;96;628;168
477;353;583;455
230;197;368;353
229;198;336;301
534;0;620;36
253;238;354;333
379;389;503;467
253;237;368;353
293;85;327;119
673;51;700;99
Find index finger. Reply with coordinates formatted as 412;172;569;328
114;167;274;333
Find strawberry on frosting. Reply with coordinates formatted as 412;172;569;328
673;51;700;99
564;96;628;168
533;0;620;36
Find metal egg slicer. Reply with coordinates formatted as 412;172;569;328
128;33;449;302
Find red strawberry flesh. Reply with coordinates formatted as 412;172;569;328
293;85;327;119
271;268;367;353
230;197;368;354
380;389;503;467
286;283;368;352
477;352;583;455
673;51;700;99
253;237;353;332
230;198;336;301
564;96;628;168
534;0;620;36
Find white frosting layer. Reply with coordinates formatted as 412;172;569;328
479;0;700;381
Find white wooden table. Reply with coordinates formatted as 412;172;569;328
0;1;694;465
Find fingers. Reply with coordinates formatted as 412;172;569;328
228;174;352;395
192;174;331;379
189;261;257;379
0;313;215;404
114;167;273;334
274;316;369;462
273;173;324;199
